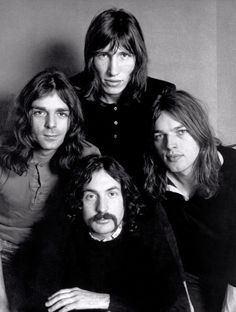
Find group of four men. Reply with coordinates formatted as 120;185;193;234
0;7;236;312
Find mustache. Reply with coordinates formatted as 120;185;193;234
88;212;118;228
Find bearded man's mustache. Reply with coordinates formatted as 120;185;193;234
88;212;118;228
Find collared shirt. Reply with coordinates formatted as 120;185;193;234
89;223;123;242
0;154;59;245
0;141;100;246
166;151;224;201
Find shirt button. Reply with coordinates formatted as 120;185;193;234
114;106;118;111
114;134;118;139
114;121;118;125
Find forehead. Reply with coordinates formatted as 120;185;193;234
31;92;69;110
155;111;184;131
99;43;129;54
83;169;121;192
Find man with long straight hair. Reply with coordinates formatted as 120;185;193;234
144;90;236;312
0;68;98;311
70;8;175;184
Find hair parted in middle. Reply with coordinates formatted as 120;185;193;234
0;68;86;175
83;8;148;101
144;90;221;199
65;154;145;232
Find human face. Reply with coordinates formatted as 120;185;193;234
82;169;124;240
94;44;136;103
30;92;70;153
154;111;200;178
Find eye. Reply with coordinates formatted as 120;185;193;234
32;109;47;117
57;111;70;118
107;188;121;198
96;52;108;60
176;129;188;136
119;51;133;59
108;190;119;198
120;52;129;58
154;133;164;141
84;192;97;202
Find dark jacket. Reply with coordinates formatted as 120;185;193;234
162;145;236;311
70;73;175;186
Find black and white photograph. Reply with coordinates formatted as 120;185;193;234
0;1;236;311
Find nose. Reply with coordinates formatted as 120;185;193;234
96;196;108;213
166;134;177;149
107;55;119;76
45;114;56;129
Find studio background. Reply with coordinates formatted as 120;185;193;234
0;0;235;144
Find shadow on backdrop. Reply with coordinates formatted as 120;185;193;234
0;93;16;134
28;40;83;77
0;40;83;134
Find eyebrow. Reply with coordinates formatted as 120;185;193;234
83;186;121;193
154;125;186;133
31;106;69;112
96;48;131;56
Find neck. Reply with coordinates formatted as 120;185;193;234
33;149;56;163
167;171;197;199
100;94;120;104
89;223;123;242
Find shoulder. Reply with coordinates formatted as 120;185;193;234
0;165;10;186
146;76;176;93
80;140;101;157
217;145;236;183
69;71;84;87
218;144;236;163
142;77;176;104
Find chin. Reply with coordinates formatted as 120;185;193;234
94;226;115;235
42;143;61;150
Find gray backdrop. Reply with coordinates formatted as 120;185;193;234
0;0;235;145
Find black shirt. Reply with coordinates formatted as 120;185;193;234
70;73;175;185
162;145;236;309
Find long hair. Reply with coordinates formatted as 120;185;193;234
82;8;148;101
66;155;145;233
0;68;86;175
144;90;221;199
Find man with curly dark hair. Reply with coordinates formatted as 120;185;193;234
12;155;191;311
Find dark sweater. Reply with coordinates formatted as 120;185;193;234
9;208;190;312
162;145;236;310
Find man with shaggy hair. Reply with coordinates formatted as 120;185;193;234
12;155;190;311
144;90;236;312
0;68;98;311
70;8;175;184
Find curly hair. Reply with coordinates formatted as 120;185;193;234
0;68;86;175
81;8;148;101
144;90;221;199
66;155;145;233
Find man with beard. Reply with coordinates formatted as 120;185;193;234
15;155;190;311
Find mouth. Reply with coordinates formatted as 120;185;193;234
44;135;58;140
166;154;182;162
95;218;111;224
89;213;117;228
104;80;122;87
